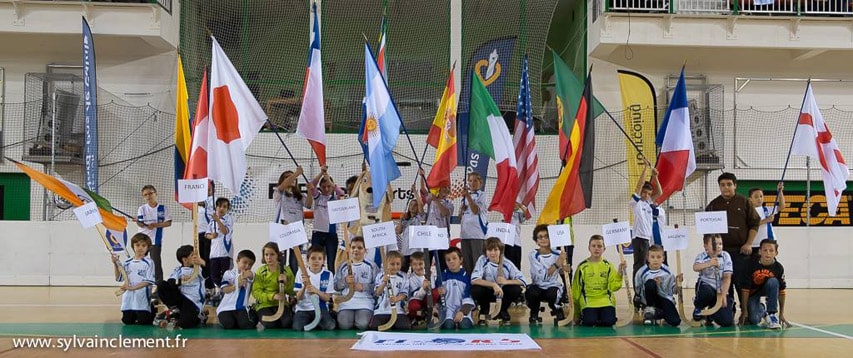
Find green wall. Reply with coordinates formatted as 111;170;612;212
0;172;30;220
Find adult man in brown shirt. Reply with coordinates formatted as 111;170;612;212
705;172;761;306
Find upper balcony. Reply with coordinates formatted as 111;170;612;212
0;0;178;58
589;0;853;74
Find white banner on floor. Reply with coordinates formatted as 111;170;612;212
352;332;541;351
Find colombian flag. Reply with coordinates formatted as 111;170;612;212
174;54;192;209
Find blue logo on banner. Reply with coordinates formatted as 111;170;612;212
457;36;516;185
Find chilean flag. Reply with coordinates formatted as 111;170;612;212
296;2;326;166
208;36;268;192
654;68;695;204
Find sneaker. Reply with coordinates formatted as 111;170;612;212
757;312;770;328
529;311;540;325
500;311;511;326
767;313;782;330
692;307;702;322
477;319;488;327
553;309;566;322
643;307;657;325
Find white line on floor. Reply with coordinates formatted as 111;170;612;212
790;322;853;340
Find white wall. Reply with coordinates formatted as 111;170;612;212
0;221;847;288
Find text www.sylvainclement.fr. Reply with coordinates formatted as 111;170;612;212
11;335;188;351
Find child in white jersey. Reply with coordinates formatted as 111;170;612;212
438;247;475;329
216;250;255;329
369;251;411;330
693;234;734;327
274;167;314;273
205;197;234;299
459;172;488;274
634;245;681;326
525;225;569;324
406;252;436;326
293;245;337;330
112;233;156;325
154;245;206;329
311;166;345;271
334;236;378;330
471;237;528;326
137;185;172;281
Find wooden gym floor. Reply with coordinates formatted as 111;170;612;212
1;287;852;357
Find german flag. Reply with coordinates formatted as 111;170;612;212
538;70;595;224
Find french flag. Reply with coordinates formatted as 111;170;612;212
655;68;695;204
296;2;326;166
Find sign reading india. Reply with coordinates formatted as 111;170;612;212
73;201;103;228
486;223;516;247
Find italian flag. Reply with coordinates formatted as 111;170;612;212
468;71;519;222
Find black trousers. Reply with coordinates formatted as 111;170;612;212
470;285;522;316
218;309;255;329
156;279;201;328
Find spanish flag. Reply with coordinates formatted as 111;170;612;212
174;54;192;209
426;67;458;189
538;70;595;224
13;160;127;231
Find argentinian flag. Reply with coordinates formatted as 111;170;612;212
363;43;401;208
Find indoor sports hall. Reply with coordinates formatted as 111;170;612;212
1;0;852;356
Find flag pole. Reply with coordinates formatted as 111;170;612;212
775;80;812;213
601;108;652;165
265;119;310;182
779;80;812;183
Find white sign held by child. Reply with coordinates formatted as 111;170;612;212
432;229;450;250
73;201;102;228
602;221;631;247
363;221;397;249
695;211;728;234
177;178;208;204
328;197;361;224
269;221;308;250
486;223;516;247
547;224;573;248
408;226;449;250
661;227;689;251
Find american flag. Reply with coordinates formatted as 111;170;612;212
512;54;539;219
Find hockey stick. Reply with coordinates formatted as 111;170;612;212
293;245;322;331
378;273;398;331
335;220;356;305
185;202;201;282
489;256;505;323
262;262;289;323
615;244;640;327
558;269;574;327
699;266;724;316
675;249;700;327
